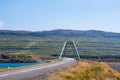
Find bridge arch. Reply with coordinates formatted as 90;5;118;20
59;41;80;60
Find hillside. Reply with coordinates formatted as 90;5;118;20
0;29;120;57
0;29;120;38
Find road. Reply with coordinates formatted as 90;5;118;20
107;62;120;72
0;58;76;80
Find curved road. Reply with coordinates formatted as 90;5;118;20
0;58;76;80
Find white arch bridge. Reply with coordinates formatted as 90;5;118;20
59;41;80;60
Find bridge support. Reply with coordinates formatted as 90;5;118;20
59;41;80;60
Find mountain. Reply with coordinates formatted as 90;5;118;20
0;29;120;57
0;29;120;38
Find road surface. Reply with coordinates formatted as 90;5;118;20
0;58;76;80
107;62;120;72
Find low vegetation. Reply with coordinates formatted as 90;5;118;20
0;29;120;56
1;30;120;62
0;54;39;63
48;61;120;80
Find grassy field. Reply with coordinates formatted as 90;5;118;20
48;61;120;80
1;30;120;57
1;37;120;56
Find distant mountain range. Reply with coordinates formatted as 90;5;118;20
0;29;120;38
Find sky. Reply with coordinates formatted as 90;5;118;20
0;0;120;32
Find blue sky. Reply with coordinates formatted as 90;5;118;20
0;0;120;32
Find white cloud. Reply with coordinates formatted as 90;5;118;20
0;20;4;28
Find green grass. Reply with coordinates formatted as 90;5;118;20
0;36;120;56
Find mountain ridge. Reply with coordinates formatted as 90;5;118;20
0;29;120;38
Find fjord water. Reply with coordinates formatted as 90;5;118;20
0;62;44;68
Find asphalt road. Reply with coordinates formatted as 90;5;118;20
107;62;120;72
0;58;76;80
